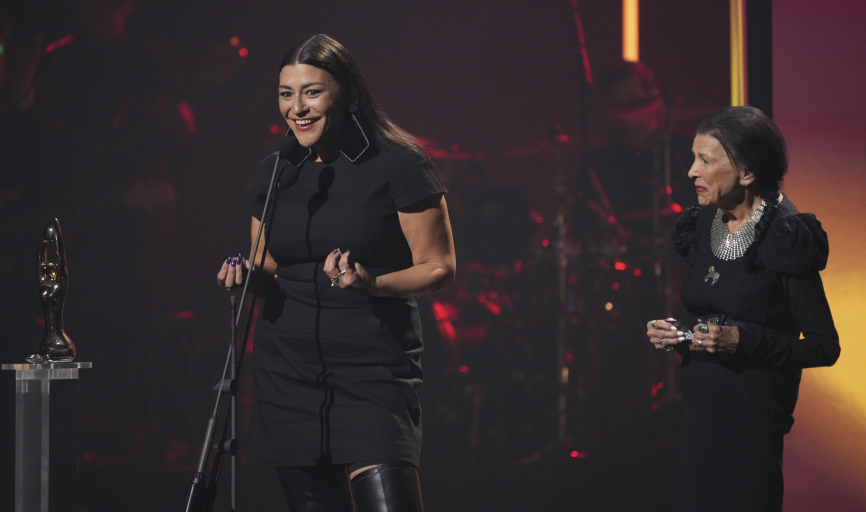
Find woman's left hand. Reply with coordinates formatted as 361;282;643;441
692;322;740;354
324;249;377;292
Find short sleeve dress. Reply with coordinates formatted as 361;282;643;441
247;130;444;468
669;197;840;512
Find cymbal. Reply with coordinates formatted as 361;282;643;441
418;137;485;161
668;95;728;126
499;133;582;158
617;203;684;220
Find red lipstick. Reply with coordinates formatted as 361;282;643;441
293;118;319;132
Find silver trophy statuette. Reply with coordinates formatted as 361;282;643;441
25;218;76;363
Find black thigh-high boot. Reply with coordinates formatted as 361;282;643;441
350;462;424;512
276;466;354;512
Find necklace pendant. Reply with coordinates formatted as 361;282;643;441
705;266;720;286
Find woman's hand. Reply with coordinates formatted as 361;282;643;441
323;249;377;292
216;254;247;291
646;318;686;352
692;323;739;354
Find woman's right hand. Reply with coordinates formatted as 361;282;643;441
216;254;246;291
646;318;686;351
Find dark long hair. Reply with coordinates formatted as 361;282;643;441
697;106;788;270
280;34;435;170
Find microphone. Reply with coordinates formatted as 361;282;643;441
276;136;301;189
278;135;298;159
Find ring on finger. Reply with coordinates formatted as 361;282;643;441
330;268;350;287
697;339;703;347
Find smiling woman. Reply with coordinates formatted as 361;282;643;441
278;64;348;161
215;34;455;512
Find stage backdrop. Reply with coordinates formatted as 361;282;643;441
774;0;866;510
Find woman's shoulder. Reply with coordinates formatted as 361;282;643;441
671;203;714;260
367;138;430;170
759;196;830;274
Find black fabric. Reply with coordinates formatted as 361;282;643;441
276;461;423;512
669;196;839;511
351;462;424;512
276;465;353;512
248;134;444;468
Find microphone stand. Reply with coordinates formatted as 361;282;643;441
552;0;593;446
182;146;291;512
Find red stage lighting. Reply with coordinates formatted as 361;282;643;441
45;34;75;53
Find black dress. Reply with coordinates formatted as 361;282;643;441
670;197;840;512
247;130;444;468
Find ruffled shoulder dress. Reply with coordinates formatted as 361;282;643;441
669;196;840;512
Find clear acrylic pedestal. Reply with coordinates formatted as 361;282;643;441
2;362;91;512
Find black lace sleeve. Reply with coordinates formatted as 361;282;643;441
671;204;703;265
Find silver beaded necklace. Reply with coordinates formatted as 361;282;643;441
710;200;767;260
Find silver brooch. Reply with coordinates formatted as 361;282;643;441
709;200;767;260
704;266;720;286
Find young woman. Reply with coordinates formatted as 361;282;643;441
217;34;455;511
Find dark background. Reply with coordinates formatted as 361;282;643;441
0;0;729;510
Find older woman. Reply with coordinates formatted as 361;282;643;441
646;106;839;512
216;35;454;511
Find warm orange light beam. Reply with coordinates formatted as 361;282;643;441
623;0;639;62
730;0;747;106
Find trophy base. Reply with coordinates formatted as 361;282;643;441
26;335;76;364
24;350;75;364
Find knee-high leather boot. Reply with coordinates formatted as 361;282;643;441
350;462;424;512
277;466;354;512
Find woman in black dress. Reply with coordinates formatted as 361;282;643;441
216;34;455;511
646;106;839;512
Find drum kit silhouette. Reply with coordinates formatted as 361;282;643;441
422;129;686;463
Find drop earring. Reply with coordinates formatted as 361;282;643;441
340;100;369;162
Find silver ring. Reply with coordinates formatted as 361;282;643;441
330;268;349;287
664;345;674;352
697;339;703;347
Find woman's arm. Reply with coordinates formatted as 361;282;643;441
325;193;456;298
693;270;840;368
249;217;278;274
215;217;279;295
733;271;840;368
